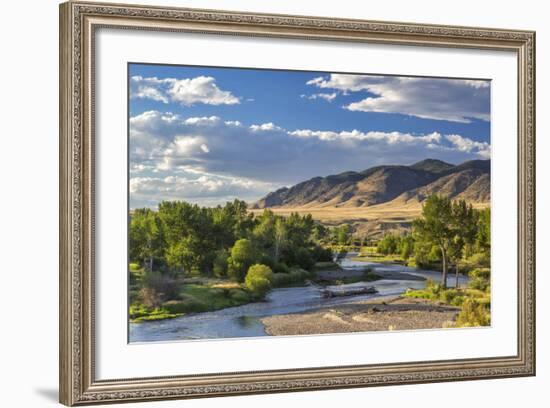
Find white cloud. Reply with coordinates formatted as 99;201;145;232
301;92;338;102
129;171;277;208
445;134;491;158
130;75;240;106
249;122;283;132
130;111;490;193
290;129;442;144
307;74;490;123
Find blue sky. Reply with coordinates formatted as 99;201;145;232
129;63;491;208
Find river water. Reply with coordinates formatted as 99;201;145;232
129;254;468;342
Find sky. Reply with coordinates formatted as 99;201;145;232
128;63;491;209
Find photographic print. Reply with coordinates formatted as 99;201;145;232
128;63;491;343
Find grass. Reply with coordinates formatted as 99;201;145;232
403;279;490;327
272;268;312;287
129;304;183;323
130;280;256;323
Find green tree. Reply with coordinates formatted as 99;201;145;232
252;209;276;252
212;248;229;278
377;234;398;255
295;247;315;270
400;234;414;260
336;224;352;245
413;195;454;288
129;208;164;273
227;238;257;281
449;200;477;288
273;217;287;262
245;264;274;297
476;207;491;253
165;235;205;277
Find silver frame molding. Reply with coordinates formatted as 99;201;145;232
59;1;536;405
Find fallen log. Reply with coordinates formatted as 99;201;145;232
320;286;378;298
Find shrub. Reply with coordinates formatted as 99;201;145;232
440;289;459;304
212;249;229;278
469;267;490;280
129;262;141;272
456;298;490;327
273;261;290;274
245;264;274;297
272;273;291;287
295;247;315;270
467;252;490;268
227;239;257;281
258;254;276;270
142;272;179;301
228;288;251;303
163;298;207;313
288;267;311;283
469;277;490;291
139;272;179;308
139;287;162;308
468;268;491;291
312;245;333;262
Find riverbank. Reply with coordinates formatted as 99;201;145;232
261;296;459;335
316;267;425;282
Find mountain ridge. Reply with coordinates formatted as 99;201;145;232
252;159;490;209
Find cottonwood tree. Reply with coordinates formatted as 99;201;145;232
129;208;164;273
413;195;455;289
450;199;477;288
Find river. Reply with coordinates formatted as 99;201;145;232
129;254;468;342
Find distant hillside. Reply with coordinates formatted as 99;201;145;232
252;159;490;209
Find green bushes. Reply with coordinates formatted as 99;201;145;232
227;239;257;281
138;272;179;307
288;267;311;283
129;303;181;322
163;284;254;314
245;264;274;297
272;273;291;287
271;268;310;287
212;249;229;278
163;299;206;314
311;245;333;262
468;268;491;291
456;298;490;327
228;288;251;303
470;267;490;280
295;247;315;270
273;262;290;274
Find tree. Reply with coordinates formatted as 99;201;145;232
212;249;229;278
244;264;274;297
449;200;477;288
400;234;414;260
227;238;257;281
336;224;351;245
295;247;315;270
129;208;164;273
413;195;455;288
476;208;491;253
377;234;398;255
252;209;276;253
165;235;204;277
274;218;287;262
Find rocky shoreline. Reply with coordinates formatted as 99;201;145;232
261;296;459;335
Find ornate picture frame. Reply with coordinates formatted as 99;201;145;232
59;1;535;405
